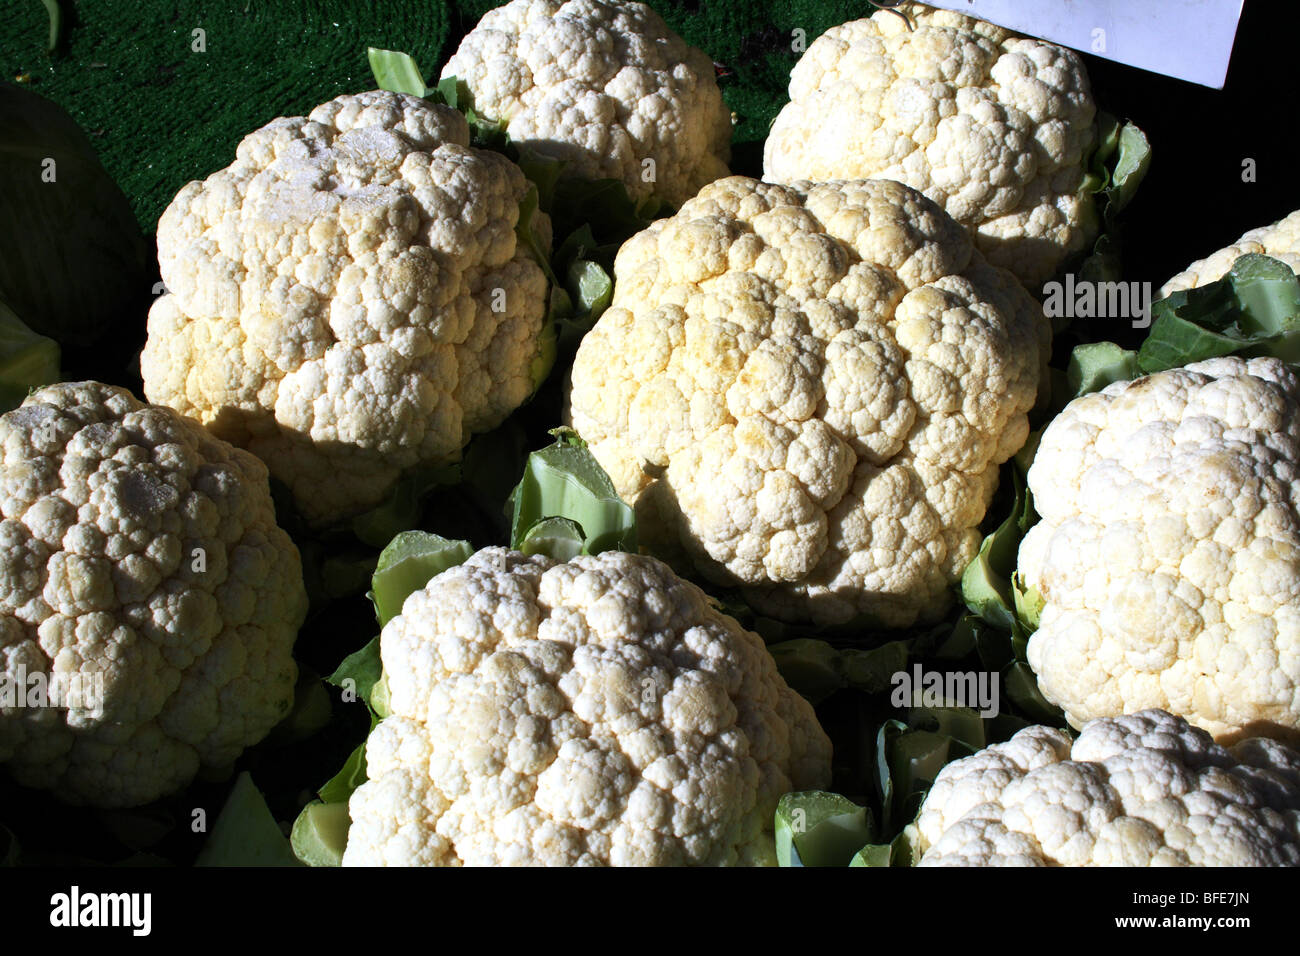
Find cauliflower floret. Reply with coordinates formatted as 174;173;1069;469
916;710;1300;866
1160;208;1300;296
763;3;1098;287
141;90;551;526
0;382;307;807
1019;357;1300;743
342;548;832;866
567;176;1049;627
442;0;731;206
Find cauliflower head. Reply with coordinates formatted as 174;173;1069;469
915;710;1300;866
1019;357;1300;743
441;0;731;206
141;90;552;526
342;548;832;866
763;4;1097;288
567;176;1049;627
1160;208;1300;296
0;382;307;807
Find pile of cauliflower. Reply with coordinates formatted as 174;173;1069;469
0;382;307;806
568;175;1048;628
8;0;1299;872
344;549;832;866
915;710;1300;866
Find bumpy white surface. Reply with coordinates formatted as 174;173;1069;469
1020;357;1300;742
442;0;731;205
763;3;1097;287
916;710;1300;866
1160;208;1300;296
569;175;1048;627
342;548;832;866
142;90;551;526
0;382;307;806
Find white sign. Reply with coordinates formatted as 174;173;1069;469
921;0;1245;88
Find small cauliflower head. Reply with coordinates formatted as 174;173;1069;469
568;176;1049;627
441;0;731;206
763;3;1097;288
1019;357;1300;743
1160;208;1300;296
915;710;1300;866
0;382;307;807
342;548;832;866
141;90;551;526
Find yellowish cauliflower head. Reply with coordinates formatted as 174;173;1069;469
915;710;1300;866
442;0;731;206
1160;208;1300;296
1020;357;1300;744
342;548;832;866
763;4;1097;288
568;176;1049;627
0;382;307;807
141;90;551;526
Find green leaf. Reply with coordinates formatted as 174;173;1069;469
1138;254;1300;372
514;182;554;281
888;729;956;797
1011;573;1044;633
316;550;378;601
195;773;300;867
932;615;979;661
514;146;566;214
961;477;1026;631
568;258;614;321
369;531;473;628
873;719;907;832
0;300;59;412
519;515;586;561
1099;120;1151;221
850;825;918;868
908;706;987;751
265;668;332;745
350;461;459;549
290;800;351;868
0;85;152;345
459;420;531;538
366;47;429;97
1066;341;1140;401
768;638;910;706
873;707;986;835
775;792;874;867
1230;253;1300;337
1138;309;1249;372
326;637;383;710
432;75;461;109
1004;662;1066;725
529;310;558;395
550;176;663;245
41;0;63;52
508;428;636;558
317;740;370;805
961;464;1042;646
1072;115;1151;287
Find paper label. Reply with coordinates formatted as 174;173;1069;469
920;0;1244;88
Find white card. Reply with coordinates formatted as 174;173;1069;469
920;0;1245;88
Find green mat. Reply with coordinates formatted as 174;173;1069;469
3;0;875;230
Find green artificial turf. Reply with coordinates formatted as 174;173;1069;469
3;0;879;230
